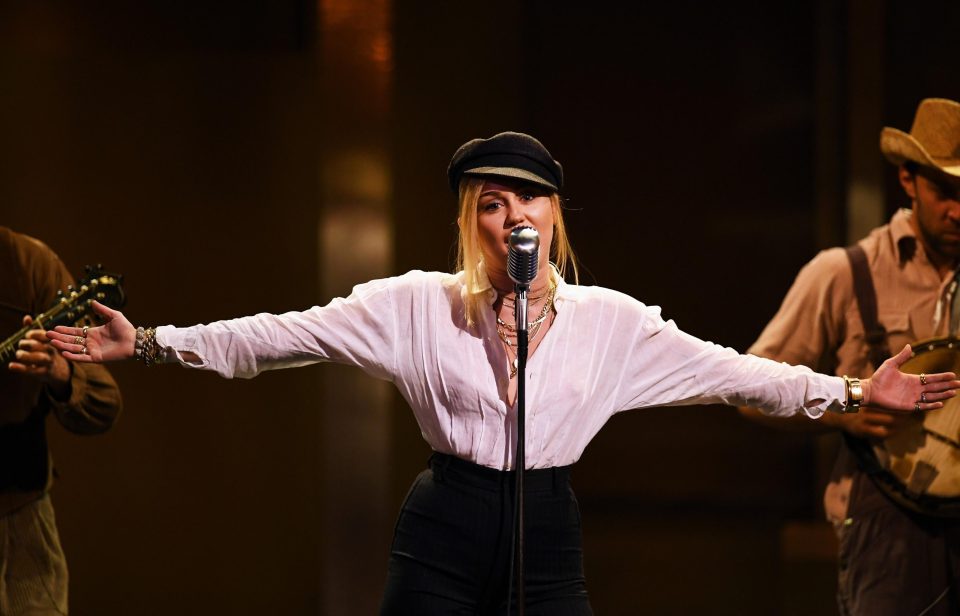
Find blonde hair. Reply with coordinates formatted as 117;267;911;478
455;177;579;327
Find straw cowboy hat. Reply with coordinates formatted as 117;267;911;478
881;98;960;177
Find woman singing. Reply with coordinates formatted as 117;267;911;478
48;132;958;615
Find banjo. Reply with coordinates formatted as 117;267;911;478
0;265;125;365
847;337;960;516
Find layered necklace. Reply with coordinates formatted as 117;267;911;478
495;284;557;378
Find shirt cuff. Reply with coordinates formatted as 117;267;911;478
808;375;847;418
156;325;205;367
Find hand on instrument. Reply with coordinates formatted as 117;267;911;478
9;316;72;392
838;406;923;440
862;344;960;413
46;300;137;363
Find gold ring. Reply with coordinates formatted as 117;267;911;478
82;326;89;337
81;346;88;355
74;336;84;345
920;373;927;385
915;402;921;412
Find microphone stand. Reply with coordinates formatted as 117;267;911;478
505;225;537;616
511;283;529;616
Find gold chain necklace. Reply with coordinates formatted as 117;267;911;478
495;285;556;378
500;287;552;307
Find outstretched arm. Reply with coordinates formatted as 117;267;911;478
738;344;959;434
46;270;416;380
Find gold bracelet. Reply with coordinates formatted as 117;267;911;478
842;375;863;412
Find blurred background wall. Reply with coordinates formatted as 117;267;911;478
1;1;958;614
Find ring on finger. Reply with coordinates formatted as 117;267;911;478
921;392;926;403
920;373;927;385
81;345;88;355
82;326;89;337
74;336;84;345
915;402;921;412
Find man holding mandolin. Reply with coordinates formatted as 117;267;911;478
0;226;122;615
741;99;960;615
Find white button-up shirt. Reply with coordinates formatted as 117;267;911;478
157;270;845;470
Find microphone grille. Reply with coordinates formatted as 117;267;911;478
508;226;540;286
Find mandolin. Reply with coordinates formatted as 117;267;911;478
0;265;125;365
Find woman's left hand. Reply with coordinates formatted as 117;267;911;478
863;344;960;412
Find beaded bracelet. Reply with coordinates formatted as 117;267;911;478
134;326;162;366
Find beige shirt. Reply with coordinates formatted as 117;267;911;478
748;208;956;521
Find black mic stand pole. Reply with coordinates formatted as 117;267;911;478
512;283;529;616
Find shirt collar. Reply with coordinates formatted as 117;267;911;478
461;262;578;307
890;208;918;265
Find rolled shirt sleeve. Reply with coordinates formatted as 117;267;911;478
156;274;405;381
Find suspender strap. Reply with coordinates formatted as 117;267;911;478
844;244;891;369
842;246;960;516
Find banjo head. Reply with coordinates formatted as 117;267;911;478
882;338;960;498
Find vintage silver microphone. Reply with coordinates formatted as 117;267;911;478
507;226;540;333
506;225;539;616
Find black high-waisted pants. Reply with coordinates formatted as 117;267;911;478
380;453;593;615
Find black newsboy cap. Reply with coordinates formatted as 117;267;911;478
447;131;564;194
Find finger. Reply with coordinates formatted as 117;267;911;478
860;412;898;426
882;400;945;414
863;425;893;439
59;350;94;362
14;349;53;366
7;361;29;373
918;372;959;384
922;381;960;395
18;337;43;350
920;390;956;402
47;329;84;344
860;404;915;417
17;340;54;356
887;344;912;368
49;338;87;355
22;330;54;345
6;361;48;375
91;300;119;320
22;315;33;327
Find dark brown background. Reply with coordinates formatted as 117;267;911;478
1;1;957;614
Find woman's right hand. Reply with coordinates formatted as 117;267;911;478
46;300;137;363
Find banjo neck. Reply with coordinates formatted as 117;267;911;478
0;267;125;365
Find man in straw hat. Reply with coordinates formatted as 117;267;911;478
740;98;960;615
